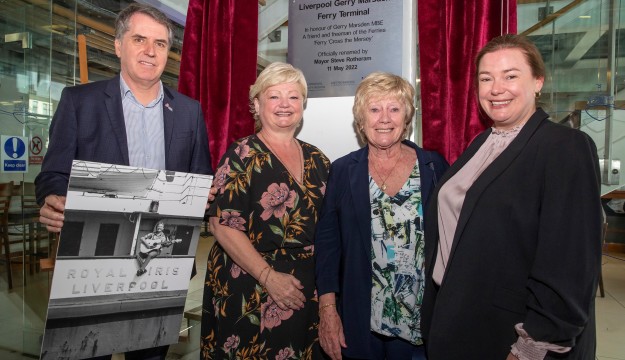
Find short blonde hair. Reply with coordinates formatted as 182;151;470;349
353;72;415;143
249;62;308;132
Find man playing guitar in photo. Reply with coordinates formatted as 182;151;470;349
136;220;181;276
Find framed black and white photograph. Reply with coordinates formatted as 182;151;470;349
40;161;212;359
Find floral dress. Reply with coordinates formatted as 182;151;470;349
369;160;425;345
201;134;330;360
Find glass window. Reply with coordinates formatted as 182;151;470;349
57;221;84;256
94;223;119;256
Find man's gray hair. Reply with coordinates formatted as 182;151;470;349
115;3;174;49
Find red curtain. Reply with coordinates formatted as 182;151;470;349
179;0;258;169
418;0;516;164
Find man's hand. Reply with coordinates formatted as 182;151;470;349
39;195;66;232
205;185;218;210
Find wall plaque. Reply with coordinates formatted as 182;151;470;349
288;0;403;98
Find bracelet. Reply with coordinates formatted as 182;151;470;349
319;303;336;312
262;268;272;286
257;266;270;284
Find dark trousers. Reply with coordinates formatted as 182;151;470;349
344;332;426;360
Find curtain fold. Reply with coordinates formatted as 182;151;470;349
418;0;516;163
179;0;258;169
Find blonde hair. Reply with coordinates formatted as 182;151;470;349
353;72;415;143
249;62;308;132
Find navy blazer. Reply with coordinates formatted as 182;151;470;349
36;76;212;204
315;140;448;358
421;109;602;359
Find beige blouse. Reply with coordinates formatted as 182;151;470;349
433;125;520;284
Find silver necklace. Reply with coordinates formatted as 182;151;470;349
258;132;305;185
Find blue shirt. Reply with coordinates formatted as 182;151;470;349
120;75;166;170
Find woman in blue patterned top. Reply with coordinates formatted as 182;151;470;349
315;72;448;360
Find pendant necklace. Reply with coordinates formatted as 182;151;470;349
258;132;304;185
370;147;402;192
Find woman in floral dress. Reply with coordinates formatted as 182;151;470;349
201;62;330;360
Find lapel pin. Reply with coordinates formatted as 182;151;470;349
165;103;173;112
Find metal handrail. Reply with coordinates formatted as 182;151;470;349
520;0;584;36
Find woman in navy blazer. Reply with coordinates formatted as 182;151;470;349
421;35;602;360
315;73;448;360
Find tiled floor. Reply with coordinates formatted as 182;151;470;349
167;236;214;360
1;238;624;359
596;252;625;360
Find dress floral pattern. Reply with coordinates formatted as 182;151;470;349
369;160;425;345
201;134;330;360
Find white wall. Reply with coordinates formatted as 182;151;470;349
298;97;360;162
